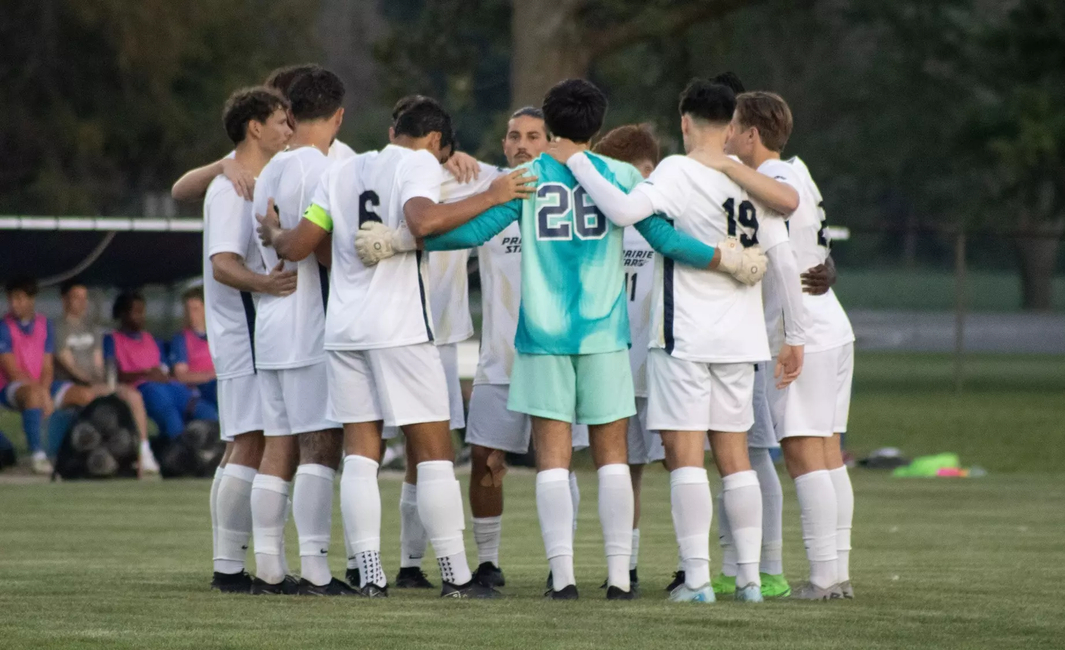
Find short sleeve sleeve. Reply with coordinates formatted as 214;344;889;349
169;333;188;366
207;185;252;258
634;156;690;218
757;206;791;252
399;151;443;206
0;324;12;355
102;334;115;361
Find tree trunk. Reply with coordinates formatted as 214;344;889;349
511;0;592;107
1015;234;1061;311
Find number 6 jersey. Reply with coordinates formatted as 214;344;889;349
306;144;442;350
637;155;771;363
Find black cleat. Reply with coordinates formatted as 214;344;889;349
606;585;637;600
345;567;361;588
395;566;435;589
250;575;299;595
358;583;390;598
545;584;579;600
473;562;506;588
600;569;640;593
211;570;253;594
296;577;360;596
440;580;501;599
665;570;686;593
546;571;554;591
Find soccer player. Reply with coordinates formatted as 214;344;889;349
359;79;766;600
556;79;798;603
258;99;534;598
247;68;350;596
588;124;666;593
706;92;856;599
202;86;295;593
169;286;218;409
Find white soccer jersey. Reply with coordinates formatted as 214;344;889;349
329;139;356;161
637;155;771;363
623;227;655;397
203;176;263;379
787;157;855;353
251;146;330;369
313;144;442;350
430;163;506;344
755;159;804;354
473;220;523;385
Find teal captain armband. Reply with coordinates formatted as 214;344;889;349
303;203;333;232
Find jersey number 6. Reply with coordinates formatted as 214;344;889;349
536;183;608;242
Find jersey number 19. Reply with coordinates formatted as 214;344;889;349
722;198;759;248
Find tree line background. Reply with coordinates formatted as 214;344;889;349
1;0;1062;309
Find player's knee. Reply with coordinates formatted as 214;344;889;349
21;384;47;409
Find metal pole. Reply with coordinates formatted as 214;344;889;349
953;230;966;395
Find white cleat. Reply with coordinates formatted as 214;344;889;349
735;582;764;603
839;580;854;599
31;451;53;475
791;581;844;601
139;448;160;476
669;583;716;603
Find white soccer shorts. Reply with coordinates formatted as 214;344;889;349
646;349;755;433
217;373;264;442
259;362;336;437
465;383;592;453
627;397;665;465
777;342;854;440
437;342;467;431
326;343;450;428
747;362;781;449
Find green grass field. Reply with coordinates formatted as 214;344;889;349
1;352;1063;649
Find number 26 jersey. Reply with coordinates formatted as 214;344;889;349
308;144;442;351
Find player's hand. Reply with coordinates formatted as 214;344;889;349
220;157;255;201
354;221;417;266
255;198;281;247
716;237;768;286
444;151;480;184
263;260;298;297
775;344;804;388
547;137;583;165
801;262;836;295
487;168;537;205
688;149;734;173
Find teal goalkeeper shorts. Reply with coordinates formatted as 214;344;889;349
507;350;636;425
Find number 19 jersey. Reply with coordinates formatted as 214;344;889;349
308;144;442;350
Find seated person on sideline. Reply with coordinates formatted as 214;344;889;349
54;279;160;473
104;291;218;441
1;277;95;473
168;286;218;408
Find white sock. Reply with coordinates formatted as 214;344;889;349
830;466;854;583
251;474;290;584
210;467;223;566
629;529;640;571
341;455;382;587
215;464;256;574
416;461;472;586
794;469;839;589
399;482;427;569
292;464;336;587
569;471;580;533
537;468;575;589
717;491;737;577
670;467;711;590
598;464;634;590
473;516;503;567
723;470;762;588
750;447;784;575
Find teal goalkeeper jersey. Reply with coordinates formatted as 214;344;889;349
424;152;715;355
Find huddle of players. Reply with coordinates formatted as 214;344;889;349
187;61;855;601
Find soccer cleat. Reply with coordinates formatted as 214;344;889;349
210;570;252;594
606;585;637;600
440;580;501;599
665;570;686;593
546;571;554;592
250;575;299;595
358;583;389;598
545;584;579;600
473;562;506;588
345;567;361;588
760;573;792;598
31;451;53;475
395;566;435;589
139;444;160;475
296;577;360;596
791;581;844;601
601;568;640;593
839;580;855;599
734;582;764;603
711;572;736;597
669;583;716;603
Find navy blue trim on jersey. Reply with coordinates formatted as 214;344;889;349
663;256;675;355
415;250;434;342
240;291;257;372
318;264;330;313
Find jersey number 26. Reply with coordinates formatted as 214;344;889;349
535;183;608;241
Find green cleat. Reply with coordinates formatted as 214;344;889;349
711;573;736;597
760;573;792;598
